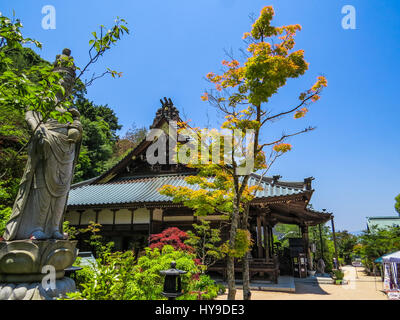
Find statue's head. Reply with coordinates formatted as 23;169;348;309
53;48;76;101
62;48;71;56
68;107;80;119
54;48;75;70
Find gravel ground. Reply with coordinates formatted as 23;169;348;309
216;266;388;300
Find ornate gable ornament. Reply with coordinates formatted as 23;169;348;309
151;97;180;129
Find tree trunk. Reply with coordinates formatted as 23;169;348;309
242;251;251;300
226;255;236;300
227;201;240;300
241;205;251;300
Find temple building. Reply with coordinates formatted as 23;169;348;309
366;215;400;231
65;98;333;282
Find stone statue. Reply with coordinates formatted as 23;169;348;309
0;49;80;300
317;258;326;274
3;49;82;241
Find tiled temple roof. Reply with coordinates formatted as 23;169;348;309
67;173;309;207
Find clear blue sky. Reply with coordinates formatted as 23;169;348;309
2;0;400;232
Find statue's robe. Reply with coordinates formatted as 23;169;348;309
3;112;81;240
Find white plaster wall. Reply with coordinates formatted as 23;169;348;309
98;209;114;225
133;208;150;224
115;209;132;224
80;209;96;225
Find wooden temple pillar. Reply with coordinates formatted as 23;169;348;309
318;223;324;261
129;208;135;231
77;210;84;227
331;216;339;269
256;215;263;258
301;225;312;270
269;225;274;257
76;209;84;249
111;209;117;231
148;208;154;245
94;209;100;224
262;216;270;260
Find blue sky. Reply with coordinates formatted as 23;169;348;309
2;0;399;232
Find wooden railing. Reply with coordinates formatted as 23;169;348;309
208;257;280;284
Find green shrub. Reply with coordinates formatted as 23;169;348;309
132;245;212;300
191;274;219;300
65;245;219;300
73;260;96;292
0;207;11;236
66;250;136;300
333;269;344;280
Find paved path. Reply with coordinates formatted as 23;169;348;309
216;266;387;300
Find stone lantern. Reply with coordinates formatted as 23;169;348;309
159;261;187;300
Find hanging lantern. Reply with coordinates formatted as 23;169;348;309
159;261;187;300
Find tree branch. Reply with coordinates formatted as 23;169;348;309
262;91;319;124
257;126;315;152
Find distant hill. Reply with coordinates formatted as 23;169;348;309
349;230;363;236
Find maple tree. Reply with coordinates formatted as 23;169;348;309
160;6;327;300
184;220;226;270
149;227;193;252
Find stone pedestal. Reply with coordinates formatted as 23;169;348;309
0;277;76;300
0;239;78;300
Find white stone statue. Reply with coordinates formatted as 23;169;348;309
317;258;326;274
2;49;82;241
0;49;80;300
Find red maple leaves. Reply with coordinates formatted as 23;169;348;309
149;227;193;252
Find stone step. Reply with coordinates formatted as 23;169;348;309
295;276;334;284
214;276;295;293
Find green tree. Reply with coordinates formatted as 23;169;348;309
185;220;226;270
0;45;50;208
160;6;327;300
309;224;336;272
114;123;147;157
78;222;114;261
73;116;114;182
335;230;358;265
354;225;400;273
395;194;400;215
105;123;148;174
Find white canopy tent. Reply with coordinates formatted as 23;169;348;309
382;251;400;263
381;251;400;299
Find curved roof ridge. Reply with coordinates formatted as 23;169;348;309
249;173;305;189
70;176;99;189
